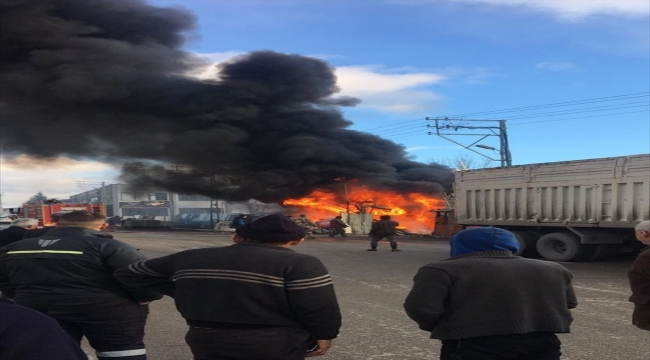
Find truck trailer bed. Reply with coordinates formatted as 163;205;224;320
454;154;649;228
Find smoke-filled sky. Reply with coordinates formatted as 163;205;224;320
1;0;647;207
0;0;454;203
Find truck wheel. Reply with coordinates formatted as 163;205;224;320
536;232;594;262
512;231;537;258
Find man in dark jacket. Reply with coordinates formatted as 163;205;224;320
629;220;650;331
21;212;62;239
115;214;342;360
0;298;89;360
367;215;400;251
0;211;161;360
404;227;577;360
0;218;39;247
328;216;348;238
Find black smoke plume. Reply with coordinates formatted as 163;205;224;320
0;0;453;203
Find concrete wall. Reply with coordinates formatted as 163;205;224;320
343;212;373;235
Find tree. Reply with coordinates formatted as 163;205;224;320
26;191;48;204
430;153;494;170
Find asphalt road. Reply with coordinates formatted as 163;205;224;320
86;230;649;360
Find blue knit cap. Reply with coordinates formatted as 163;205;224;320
449;227;519;257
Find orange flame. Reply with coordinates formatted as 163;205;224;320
283;185;445;234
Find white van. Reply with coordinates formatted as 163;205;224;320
0;217;13;230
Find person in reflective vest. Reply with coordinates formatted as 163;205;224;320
0;211;162;360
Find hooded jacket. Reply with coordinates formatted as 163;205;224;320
404;227;577;340
449;226;519;256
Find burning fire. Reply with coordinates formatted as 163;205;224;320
283;185;445;234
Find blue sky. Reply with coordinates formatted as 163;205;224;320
156;0;649;164
1;0;648;207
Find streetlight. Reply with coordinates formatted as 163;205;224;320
475;144;497;151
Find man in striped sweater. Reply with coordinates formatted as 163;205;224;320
115;214;342;360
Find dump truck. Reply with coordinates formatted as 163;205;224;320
448;154;649;262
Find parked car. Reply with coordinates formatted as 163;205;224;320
0;217;13;230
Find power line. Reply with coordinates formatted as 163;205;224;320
371;108;650;140
372;101;650;135
362;117;425;131
386;128;433;140
447;92;650;118
358;92;650;135
424;118;512;166
508;109;650;126
506;102;649;121
372;122;428;135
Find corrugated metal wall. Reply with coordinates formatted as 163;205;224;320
454;154;650;227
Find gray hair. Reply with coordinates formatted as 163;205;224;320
635;220;650;232
12;218;39;228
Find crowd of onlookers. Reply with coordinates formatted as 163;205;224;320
0;212;647;360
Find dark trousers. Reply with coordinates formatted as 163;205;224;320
632;303;650;330
329;228;346;237
54;301;149;360
370;235;397;249
440;332;562;360
185;326;313;360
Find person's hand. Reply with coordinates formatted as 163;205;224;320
305;339;332;357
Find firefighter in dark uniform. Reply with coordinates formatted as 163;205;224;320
0;211;161;360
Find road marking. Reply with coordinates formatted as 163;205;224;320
573;285;629;295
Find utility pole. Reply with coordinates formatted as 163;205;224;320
425;117;513;167
334;177;351;223
210;199;214;230
76;181;106;203
344;180;350;224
